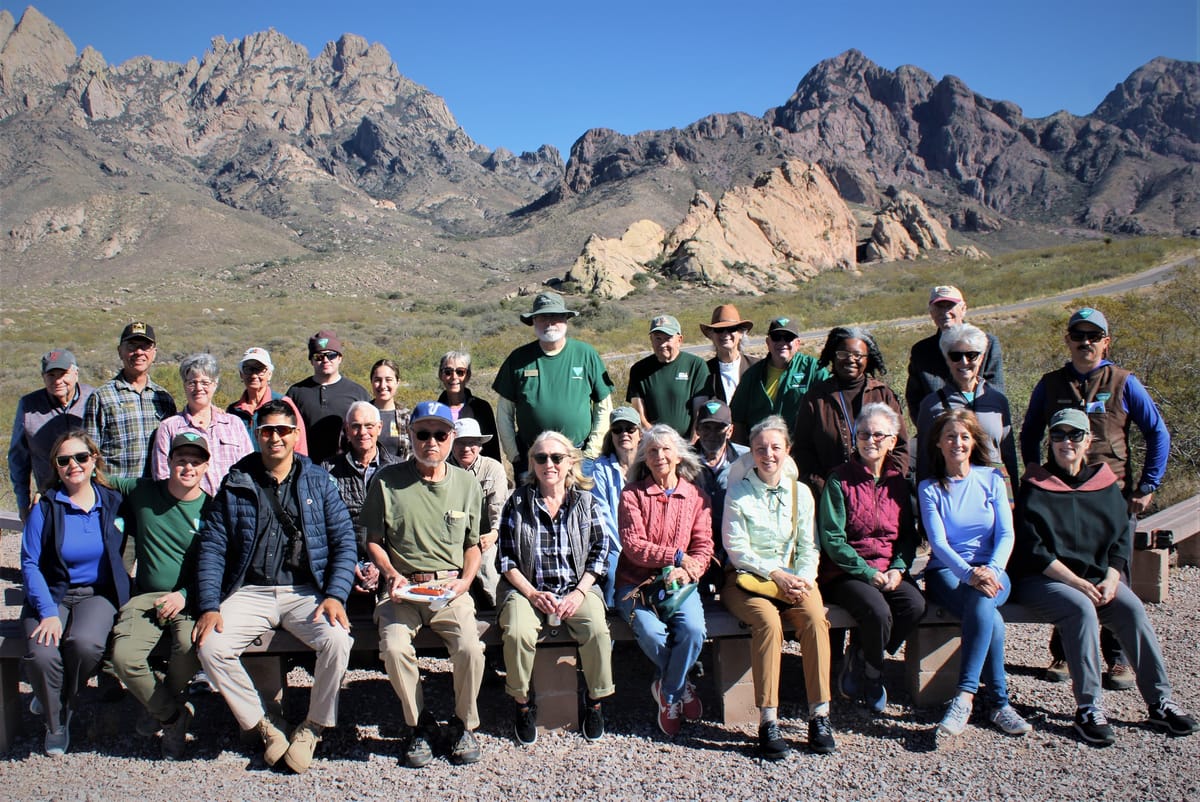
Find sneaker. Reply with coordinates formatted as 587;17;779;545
1074;707;1116;746
514;702;537;746
657;697;682;738
989;704;1032;736
582;700;605;742
1104;663;1136;691
404;726;434;769
838;644;862;701
863;678;887;715
1148;701;1200;737
758;719;790;761
680;682;703;721
188;670;215;696
807;715;836;754
650;678;663;706
448;718;481;765
161;702;194;760
937;695;972;738
1043;659;1070;684
257;715;291;766
284;720;322;774
44;726;69;757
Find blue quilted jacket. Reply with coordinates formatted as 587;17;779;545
196;453;357;611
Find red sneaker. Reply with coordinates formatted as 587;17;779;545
657;696;682;737
680;681;703;721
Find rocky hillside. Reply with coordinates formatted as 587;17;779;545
1;7;1196;297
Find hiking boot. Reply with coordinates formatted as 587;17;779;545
1043;659;1070;684
448;717;481;765
1147;701;1200;737
257;715;291;766
680;681;703;721
989;704;1032;736
1104;663;1136;691
1074;707;1116;746
161;702;194;760
807;715;836;754
514;702;537;746
937;695;972;738
582;700;605;742
758;719;790;761
863;678;887;715
657;697;682;737
283;720;322;774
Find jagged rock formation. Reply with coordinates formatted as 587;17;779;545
564;220;665;298
860;188;951;263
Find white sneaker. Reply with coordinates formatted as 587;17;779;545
937;695;972;737
989;704;1032;735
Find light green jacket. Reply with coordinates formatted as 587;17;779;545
720;453;819;582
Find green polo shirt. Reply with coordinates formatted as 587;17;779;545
111;476;207;598
627;351;710;435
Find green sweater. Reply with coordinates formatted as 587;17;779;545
111;477;208;598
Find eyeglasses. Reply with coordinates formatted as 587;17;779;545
256;424;297;437
611;424;638;436
532;452;568;465
414;429;451;442
1049;429;1088;443
836;350;867;362
1068;330;1106;343
948;351;981;363
55;451;92;467
311;351;341;362
185;379;216;390
855;431;894;442
441;367;468;378
768;331;796;343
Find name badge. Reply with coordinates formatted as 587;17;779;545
523;368;539;378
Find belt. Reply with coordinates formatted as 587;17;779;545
407;569;460;583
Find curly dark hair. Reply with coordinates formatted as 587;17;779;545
817;326;886;376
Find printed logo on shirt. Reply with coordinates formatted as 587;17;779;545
572;366;584;379
675;371;690;381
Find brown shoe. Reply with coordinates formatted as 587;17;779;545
1043;659;1070;684
257;715;291;767
1104;663;1136;691
283;720;322;774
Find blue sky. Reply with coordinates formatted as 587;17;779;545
13;1;1198;156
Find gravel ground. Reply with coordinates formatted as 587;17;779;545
2;532;1198;802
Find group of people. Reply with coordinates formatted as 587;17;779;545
10;285;1196;769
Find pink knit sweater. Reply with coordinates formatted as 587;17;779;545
616;476;714;590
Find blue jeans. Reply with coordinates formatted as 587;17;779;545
615;584;706;703
924;567;1011;707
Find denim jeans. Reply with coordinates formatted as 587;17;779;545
924;566;1011;707
615;584;706;703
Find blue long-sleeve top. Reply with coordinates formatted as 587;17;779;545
918;467;1013;583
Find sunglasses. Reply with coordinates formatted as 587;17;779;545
611;424;638;435
1049;428;1088;443
855;431;894;442
532;452;568;465
414;429;451;442
948;350;981;363
1068;330;1106;343
768;331;796;343
441;367;468;378
311;351;341;362
55;451;92;467
257;424;297;437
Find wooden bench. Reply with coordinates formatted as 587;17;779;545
1130;494;1200;603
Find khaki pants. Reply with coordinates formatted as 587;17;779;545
499;591;614;702
375;592;485;730
111;591;199;722
196;584;353;730
721;577;831;709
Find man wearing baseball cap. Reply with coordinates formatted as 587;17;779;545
84;322;177;480
108;432;212;759
692;399;748;589
627;314;710;436
729;316;826;444
1020;306;1169;690
227;346;308;456
9;349;94;519
905;285;1005;419
362;401;486;768
493;292;614;478
698;304;758;404
286;330;369;464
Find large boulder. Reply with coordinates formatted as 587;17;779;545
861;189;951;262
564;219;665;298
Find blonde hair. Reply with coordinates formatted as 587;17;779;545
525;430;593;491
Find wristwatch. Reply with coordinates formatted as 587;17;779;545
674;549;684;568
1137;482;1157;496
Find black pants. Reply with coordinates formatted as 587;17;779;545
821;574;926;673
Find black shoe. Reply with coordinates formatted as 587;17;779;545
582;700;604;742
1148;701;1200;736
1074;707;1116;746
807;715;836;754
758;720;790;761
514;702;537;746
448;717;481;765
404;717;436;769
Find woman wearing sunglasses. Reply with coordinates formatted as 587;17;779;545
370;358;412;461
792;326;908;496
590;406;642;605
436;351;501;462
1010;408;1198;745
914;324;1019;482
615;424;713;737
497;431;613;745
21;430;131;756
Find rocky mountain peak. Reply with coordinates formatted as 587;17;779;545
1092;57;1200;159
0;6;78;109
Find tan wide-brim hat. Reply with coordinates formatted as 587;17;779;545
700;304;753;336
